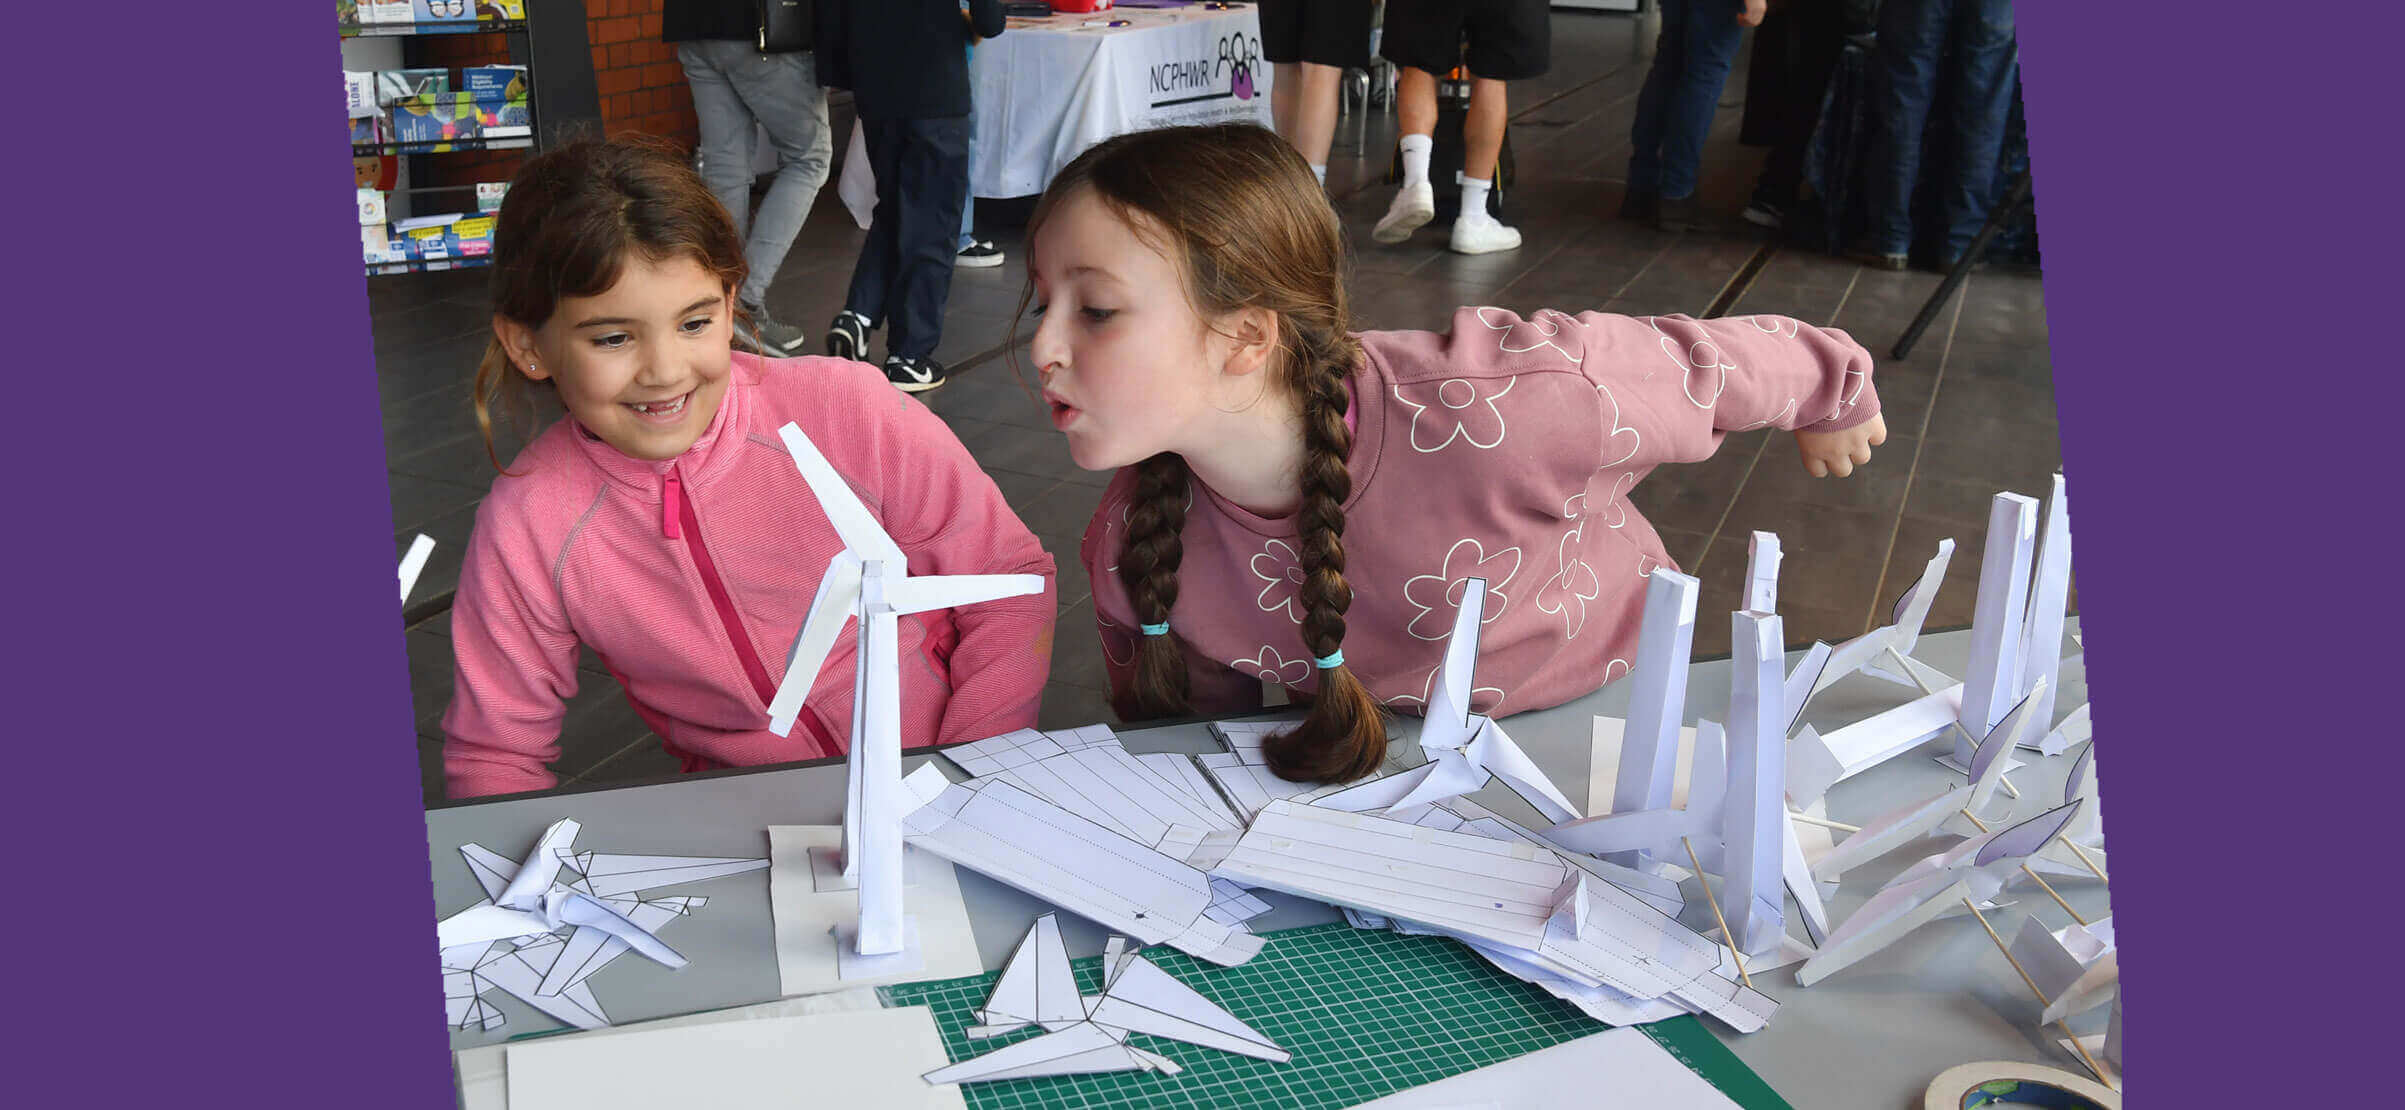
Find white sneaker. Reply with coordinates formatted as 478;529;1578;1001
1449;214;1522;255
1373;182;1436;244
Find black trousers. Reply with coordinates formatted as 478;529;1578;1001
1741;0;1852;208
844;114;971;361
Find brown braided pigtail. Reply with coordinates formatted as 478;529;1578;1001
1116;454;1195;718
1261;335;1387;784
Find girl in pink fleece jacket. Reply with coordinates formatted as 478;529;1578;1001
1023;124;1884;785
442;135;1056;799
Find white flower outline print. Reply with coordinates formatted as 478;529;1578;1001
1394;377;1515;453
1249;538;1306;623
1234;645;1311;688
1474;305;1585;366
1647;316;1740;410
1595;381;1642;469
1533;526;1603;638
1382;664;1506;716
1403;538;1523;640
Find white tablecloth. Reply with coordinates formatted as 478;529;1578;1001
968;7;1279;198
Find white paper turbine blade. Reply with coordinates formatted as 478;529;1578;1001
1084;956;1290;1062
1425;578;1490;739
778;421;906;566
882;573;1048;617
769;552;862;737
399;533;435;603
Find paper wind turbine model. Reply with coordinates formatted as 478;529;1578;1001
433;817;768;1031
925;913;1289;1084
1794;799;2084;987
763;420;1045;969
1314;577;1582;824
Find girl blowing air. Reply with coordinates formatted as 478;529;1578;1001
1025;124;1884;784
442;135;1056;799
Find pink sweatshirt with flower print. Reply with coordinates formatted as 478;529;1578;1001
1082;307;1877;721
444;352;1057;799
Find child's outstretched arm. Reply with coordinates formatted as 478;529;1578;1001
872;398;1058;745
442;512;583;799
1572;310;1883;472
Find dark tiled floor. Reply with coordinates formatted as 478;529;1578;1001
378;13;2063;806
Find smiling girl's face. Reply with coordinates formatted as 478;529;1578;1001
498;252;735;461
1026;187;1254;471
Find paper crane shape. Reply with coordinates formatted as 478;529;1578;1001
1324;577;1582;822
925;913;1290;1084
433;817;768;1031
1794;799;2084;987
763;421;1045;962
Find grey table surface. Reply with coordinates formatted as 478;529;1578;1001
430;621;2106;1110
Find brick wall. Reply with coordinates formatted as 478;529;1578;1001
415;0;695;193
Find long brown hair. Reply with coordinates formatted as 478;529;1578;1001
1017;123;1385;784
475;131;748;473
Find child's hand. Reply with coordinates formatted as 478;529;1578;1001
1794;413;1885;478
1740;0;1767;27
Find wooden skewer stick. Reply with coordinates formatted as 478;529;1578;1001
1957;809;2089;927
1682;836;1753;990
1962;897;2115;1091
1883;646;2021;799
2059;837;2111;885
1787;810;1861;833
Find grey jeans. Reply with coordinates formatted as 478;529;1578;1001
676;40;832;308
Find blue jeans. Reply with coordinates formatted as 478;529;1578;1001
1627;0;1747;200
677;41;833;307
1866;0;2019;256
846;115;972;361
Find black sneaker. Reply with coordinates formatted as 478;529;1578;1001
1848;245;1910;271
1617;187;1657;223
825;310;871;361
883;355;946;393
737;301;810;356
1654;192;1707;233
955;238;1004;268
1741;198;1786;230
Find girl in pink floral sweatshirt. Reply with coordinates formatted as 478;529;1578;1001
1022;124;1883;784
442;135;1056;799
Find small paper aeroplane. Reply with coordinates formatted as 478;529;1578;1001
924;913;1289;1084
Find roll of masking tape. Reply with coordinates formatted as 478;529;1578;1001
1924;1061;2120;1110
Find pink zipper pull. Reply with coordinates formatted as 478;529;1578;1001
662;471;683;539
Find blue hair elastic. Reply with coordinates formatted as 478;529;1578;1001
1314;650;1345;669
1140;622;1171;636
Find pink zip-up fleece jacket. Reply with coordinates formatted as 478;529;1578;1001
1084;307;1878;722
444;353;1057;799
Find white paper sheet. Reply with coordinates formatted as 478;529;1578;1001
454;989;895;1110
1355;1027;1742;1108
1806;684;1965;783
767;826;982;997
1198;751;1327;821
504;1005;963;1110
941;728;1067;777
1722;612;1787;955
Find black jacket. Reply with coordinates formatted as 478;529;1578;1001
815;0;1004;119
662;0;786;44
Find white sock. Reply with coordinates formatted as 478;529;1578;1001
1399;134;1432;188
1459;176;1493;223
1310;163;1327;185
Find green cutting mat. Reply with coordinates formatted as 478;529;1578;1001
879;922;1791;1110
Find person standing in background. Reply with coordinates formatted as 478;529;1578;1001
1853;0;2019;270
1622;0;1766;232
815;0;1005;393
1373;0;1552;255
664;0;831;356
956;1;1002;269
1738;0;1876;231
1260;0;1376;188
